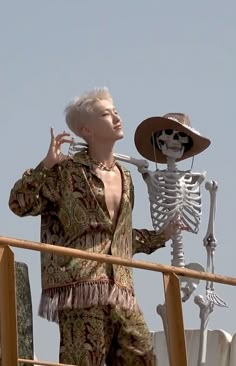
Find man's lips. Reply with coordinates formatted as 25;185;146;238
114;124;122;130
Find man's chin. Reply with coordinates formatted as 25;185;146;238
116;131;124;141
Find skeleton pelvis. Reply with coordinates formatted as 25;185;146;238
180;262;205;302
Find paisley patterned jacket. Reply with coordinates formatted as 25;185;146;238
9;149;166;322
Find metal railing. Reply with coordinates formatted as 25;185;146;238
1;235;236;366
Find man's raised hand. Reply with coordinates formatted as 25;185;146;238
42;127;73;169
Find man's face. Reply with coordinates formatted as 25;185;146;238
85;99;124;143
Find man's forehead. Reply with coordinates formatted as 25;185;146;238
94;99;115;111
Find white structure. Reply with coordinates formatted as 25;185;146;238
151;329;235;366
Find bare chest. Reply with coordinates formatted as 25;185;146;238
95;167;123;224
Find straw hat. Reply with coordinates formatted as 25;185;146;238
134;113;211;163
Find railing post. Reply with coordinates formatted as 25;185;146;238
163;272;187;366
0;246;18;365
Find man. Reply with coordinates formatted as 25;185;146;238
9;87;172;366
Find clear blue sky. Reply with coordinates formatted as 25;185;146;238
1;0;236;362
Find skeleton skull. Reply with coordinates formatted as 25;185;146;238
155;129;191;160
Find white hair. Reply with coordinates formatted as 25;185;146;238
64;87;113;136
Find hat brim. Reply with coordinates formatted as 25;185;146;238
134;116;211;163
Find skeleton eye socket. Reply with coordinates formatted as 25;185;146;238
164;129;173;135
178;132;187;138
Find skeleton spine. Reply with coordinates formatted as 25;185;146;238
166;157;185;267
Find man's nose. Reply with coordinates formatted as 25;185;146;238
113;113;121;123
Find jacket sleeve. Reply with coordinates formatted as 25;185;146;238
132;228;166;255
9;162;61;217
130;174;166;255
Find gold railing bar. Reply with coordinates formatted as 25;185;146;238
18;358;75;366
1;236;236;286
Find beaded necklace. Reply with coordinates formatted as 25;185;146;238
89;156;116;171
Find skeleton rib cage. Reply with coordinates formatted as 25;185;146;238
145;171;202;234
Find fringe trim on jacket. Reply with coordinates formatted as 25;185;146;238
38;280;137;323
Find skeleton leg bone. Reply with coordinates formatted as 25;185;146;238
156;304;171;365
194;295;214;366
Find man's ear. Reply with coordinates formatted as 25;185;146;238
79;124;93;139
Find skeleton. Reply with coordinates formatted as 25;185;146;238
135;128;206;303
68;127;226;365
140;128;226;365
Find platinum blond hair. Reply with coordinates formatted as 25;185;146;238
64;87;113;136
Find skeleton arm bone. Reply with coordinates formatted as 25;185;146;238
69;142;206;185
203;181;218;275
203;181;218;251
203;181;218;285
68;142;150;170
202;181;227;307
113;153;149;170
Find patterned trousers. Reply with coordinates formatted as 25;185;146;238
58;305;157;366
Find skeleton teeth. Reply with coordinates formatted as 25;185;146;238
168;147;181;151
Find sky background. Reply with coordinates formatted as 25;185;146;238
1;0;236;362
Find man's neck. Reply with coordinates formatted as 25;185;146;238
88;143;115;165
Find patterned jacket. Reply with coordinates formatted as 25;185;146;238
9;149;166;322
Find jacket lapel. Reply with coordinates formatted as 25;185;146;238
112;164;132;235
